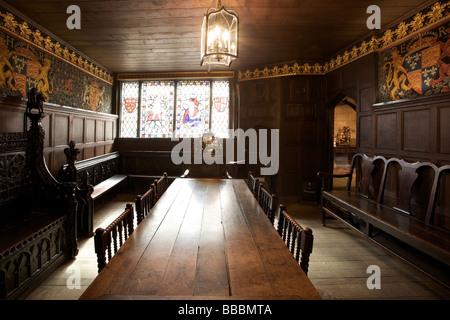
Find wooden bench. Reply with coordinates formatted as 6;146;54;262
317;153;450;269
59;143;128;236
94;203;135;273
0;114;78;299
276;204;314;275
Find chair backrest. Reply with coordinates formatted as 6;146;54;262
276;204;314;275
257;185;278;224
94;203;135;273
247;171;260;198
154;172;169;201
135;184;155;225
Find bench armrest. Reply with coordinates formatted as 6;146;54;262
317;171;351;190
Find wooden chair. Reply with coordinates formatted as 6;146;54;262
94;203;135;273
247;171;260;198
257;185;278;224
154;172;169;202
135;183;155;225
276;204;314;275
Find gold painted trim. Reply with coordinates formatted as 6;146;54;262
117;71;235;81
0;9;114;85
238;0;450;81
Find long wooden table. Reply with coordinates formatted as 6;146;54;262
79;178;321;300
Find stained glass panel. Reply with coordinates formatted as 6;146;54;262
211;81;230;137
120;81;139;138
119;80;230;139
175;81;210;138
140;81;175;138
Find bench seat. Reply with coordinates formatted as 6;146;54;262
318;153;450;279
0;115;78;299
322;189;450;266
91;174;128;200
59;146;128;236
0;214;65;254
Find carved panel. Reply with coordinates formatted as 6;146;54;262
0;217;67;299
403;109;430;152
360;87;374;112
85;119;95;143
376;113;397;150
359;116;373;148
96;120;105;142
0;132;28;152
285;104;318;119
55;115;69;147
73;117;84;144
440;107;450;154
0;152;30;205
105;121;113;141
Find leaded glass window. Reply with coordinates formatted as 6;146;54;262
211;81;230;138
141;81;175;138
119;79;230;138
120;81;139;138
176;81;210;138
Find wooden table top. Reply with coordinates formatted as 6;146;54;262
79;178;321;300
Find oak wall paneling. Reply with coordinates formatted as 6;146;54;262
371;93;450;165
238;75;327;196
0;97;118;176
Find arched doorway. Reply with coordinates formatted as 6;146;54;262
327;94;357;190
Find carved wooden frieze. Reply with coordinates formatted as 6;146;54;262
0;132;28;153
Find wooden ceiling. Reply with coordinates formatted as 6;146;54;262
1;0;436;74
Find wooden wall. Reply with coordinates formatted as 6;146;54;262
237;50;450;196
326;52;450;166
0;97;118;176
238;75;328;196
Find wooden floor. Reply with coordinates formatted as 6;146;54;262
23;190;450;300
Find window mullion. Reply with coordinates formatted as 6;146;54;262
173;81;178;138
209;80;213;132
137;81;142;138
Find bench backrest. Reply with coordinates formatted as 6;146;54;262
427;165;450;231
0;146;31;224
257;185;278;224
94;203;135;273
59;145;121;188
349;154;386;200
378;158;437;220
135;184;155;225
276;204;314;275
348;153;447;226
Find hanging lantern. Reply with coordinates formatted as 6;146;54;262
201;0;238;67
